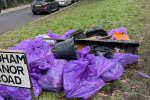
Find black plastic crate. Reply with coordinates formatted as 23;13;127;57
43;38;140;55
56;39;139;55
75;39;139;55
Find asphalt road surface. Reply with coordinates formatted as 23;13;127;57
0;6;65;36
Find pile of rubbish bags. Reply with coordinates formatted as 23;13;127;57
0;27;140;100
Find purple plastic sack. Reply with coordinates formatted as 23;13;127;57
0;85;11;99
48;30;75;39
76;50;125;82
0;78;42;100
101;62;125;82
31;53;55;73
94;55;125;82
108;27;129;40
109;53;140;66
138;72;150;78
38;56;68;92
31;72;42;80
63;46;105;100
10;37;52;70
0;96;4;100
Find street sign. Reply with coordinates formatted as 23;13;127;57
0;49;35;100
0;50;31;88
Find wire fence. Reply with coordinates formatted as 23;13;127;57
0;0;33;9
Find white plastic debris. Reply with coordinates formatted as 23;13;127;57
36;34;55;45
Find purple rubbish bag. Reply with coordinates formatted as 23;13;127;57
108;27;129;40
64;30;76;37
94;55;125;82
101;62;125;82
138;72;150;78
48;30;75;39
38;56;68;92
31;72;42;80
32;53;55;73
109;53;140;66
0;78;42;100
0;96;4;100
63;46;105;100
0;85;11;99
10;37;52;69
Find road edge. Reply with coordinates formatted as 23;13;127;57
0;4;31;15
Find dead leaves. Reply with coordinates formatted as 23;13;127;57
98;91;108;97
131;85;141;89
49;95;52;99
111;90;121;99
124;92;129;94
58;93;65;100
60;93;65;97
111;92;115;99
138;58;144;65
140;37;144;41
105;82;112;85
120;79;130;84
58;97;63;100
87;97;94;100
87;92;108;100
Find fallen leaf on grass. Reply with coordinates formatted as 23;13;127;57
111;93;115;99
105;82;112;85
140;37;144;41
125;79;130;82
110;90;121;99
60;93;66;97
99;91;104;93
124;92;129;94
131;85;141;89
82;25;86;29
58;97;63;100
115;90;121;93
98;92;108;97
0;42;4;44
121;25;126;27
120;80;128;84
87;97;94;100
49;96;52;98
138;59;144;65
120;79;130;84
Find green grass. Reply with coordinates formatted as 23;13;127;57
1;0;150;99
0;0;147;46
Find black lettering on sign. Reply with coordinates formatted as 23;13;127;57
10;54;17;64
17;66;24;75
2;65;10;73
14;76;22;84
0;67;2;73
10;65;17;74
1;75;8;83
1;54;9;63
16;55;26;64
8;75;15;84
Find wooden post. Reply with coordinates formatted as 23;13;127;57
30;87;36;100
